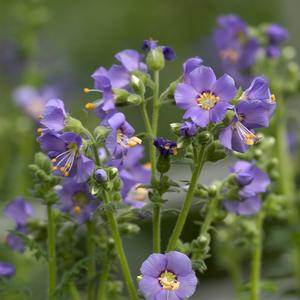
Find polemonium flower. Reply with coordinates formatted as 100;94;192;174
13;85;59;120
0;262;15;278
57;179;98;224
214;14;259;69
175;65;236;127
4;197;33;252
154;138;177;156
266;24;288;58
109;145;150;208
139;251;197;300
38;131;94;182
105;113;142;159
142;39;176;61
179;121;198;137
223;196;262;216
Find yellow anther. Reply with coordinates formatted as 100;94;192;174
172;148;178;155
197;91;220;110
64;171;70;177
244;133;256;145
37;114;43;120
37;128;43;136
73;206;81;214
127;136;142;148
159;271;180;291
51;159;57;163
83;88;91;93
52;166;57;171
143;162;151;170
271;94;276;103
85;102;96;110
60;167;66;172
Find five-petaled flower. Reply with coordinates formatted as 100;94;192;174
154;138;177;157
139;251;197;300
175;65;236;127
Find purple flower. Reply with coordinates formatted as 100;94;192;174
179;121;198;137
38;131;94;182
105;113;141;159
175;65;236;127
223;161;270;215
0;262;15;278
4;197;33;252
39;98;67;132
13;85;59;120
214;14;259;69
142;39;176;61
266;24;288;58
220;77;275;153
109;145;150;208
154;138;177;157
139;251;197;300
57;179;98;224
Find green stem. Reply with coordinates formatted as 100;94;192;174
69;281;81;300
250;212;264;300
103;191;138;300
87;221;96;300
167;145;207;251
83;128;101;166
152;71;160;137
96;259;110;300
47;204;57;300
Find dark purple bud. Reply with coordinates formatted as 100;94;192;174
161;46;176;61
95;169;108;183
179;121;198;137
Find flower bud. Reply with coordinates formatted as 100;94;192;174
113;88;130;105
94;126;111;143
107;167;118;179
170;123;181;136
146;48;165;71
131;75;145;95
127;94;143;105
198;131;212;145
113;178;122;191
208;185;217;198
64;116;85;134
118;223;140;236
157;155;171;174
95;169;108;183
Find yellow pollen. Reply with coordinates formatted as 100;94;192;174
52;166;57;171
271;94;276;103
159;271;180;291
83;88;91;93
244;133;256;145
60;167;66;172
85;102;96;110
127;136;142;148
219;48;239;64
73;206;81;214
37;128;43;135
134;186;148;202
64;171;70;177
51;159;57;163
143;162;151;170
197;92;220;110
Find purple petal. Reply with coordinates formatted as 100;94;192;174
174;83;198;109
176;272;198;299
108;64;131;89
183;106;209;127
38;131;66;154
139;276;161;300
166;251;193;276
219;126;234;150
115;49;140;72
140;253;167;277
0;262;15;278
183;57;203;83
156;290;181;300
73;155;94;183
243;77;270;101
108;112;126;130
188;66;216;92
212;74;236;102
210;102;232;123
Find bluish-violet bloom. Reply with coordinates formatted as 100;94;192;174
182;57;203;83
179;121;198;137
223;161;270;215
39;98;67;132
142;39;176;61
139;251;197;300
214;14;259;69
109;145;151;208
0;262;15;278
13;85;59;120
266;24;288;58
175;65;236;127
4;197;34;252
57;179;99;224
154;138;177;157
220;77;275;153
38;130;94;182
105;112;142;159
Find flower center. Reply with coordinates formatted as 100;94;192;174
197;91;220;111
219;48;239;64
51;143;78;177
117;129;142;148
158;271;180;291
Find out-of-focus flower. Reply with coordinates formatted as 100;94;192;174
0;262;15;278
105;113;141;159
220;77;275;153
175;65;236;127
223;161;270;215
13;85;59;120
109;145;150;208
57;179;99;224
4;197;33;252
179;121;198;137
142;39;176;61
214;14;259;69
266;24;288;58
154;138;177;157
139;251;197;300
38;131;94;182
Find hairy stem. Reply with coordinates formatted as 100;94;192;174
167;145;207;251
47;204;57;300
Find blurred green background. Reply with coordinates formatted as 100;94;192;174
0;0;299;299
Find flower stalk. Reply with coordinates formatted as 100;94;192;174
87;221;96;300
96;259;110;300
